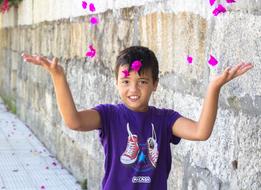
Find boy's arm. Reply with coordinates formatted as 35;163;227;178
21;54;101;131
172;63;253;141
52;73;101;131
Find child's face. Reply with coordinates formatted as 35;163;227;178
116;65;158;112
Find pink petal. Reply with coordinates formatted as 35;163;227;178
40;185;45;189
89;45;95;52
208;55;218;66
122;70;130;78
131;60;142;72
82;1;87;9
226;0;236;3
212;4;227;16
209;0;216;6
187;56;193;64
90;17;99;25
89;3;96;12
85;45;96;58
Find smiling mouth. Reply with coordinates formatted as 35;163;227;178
128;95;140;102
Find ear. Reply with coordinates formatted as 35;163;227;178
115;79;119;88
153;80;158;91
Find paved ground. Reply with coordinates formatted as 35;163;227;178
0;98;82;190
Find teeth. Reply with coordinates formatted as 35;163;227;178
129;96;139;100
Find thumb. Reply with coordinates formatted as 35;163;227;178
52;57;58;68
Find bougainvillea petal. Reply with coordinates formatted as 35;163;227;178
212;4;227;16
187;56;193;64
89;3;96;12
82;1;87;9
209;0;216;6
122;69;130;78
89;45;95;52
90;16;99;25
208;55;218;66
131;60;142;72
85;45;96;58
226;0;236;3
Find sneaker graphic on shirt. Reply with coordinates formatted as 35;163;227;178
120;123;140;165
147;123;159;168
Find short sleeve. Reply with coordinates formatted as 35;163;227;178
166;109;182;145
92;104;110;142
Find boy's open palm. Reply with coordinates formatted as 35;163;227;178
211;62;253;88
21;53;64;76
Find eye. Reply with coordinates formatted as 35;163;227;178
139;80;148;85
122;80;129;84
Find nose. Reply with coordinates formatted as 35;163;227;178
129;82;139;93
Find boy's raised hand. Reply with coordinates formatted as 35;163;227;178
210;62;253;88
21;53;64;76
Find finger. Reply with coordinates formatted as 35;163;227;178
23;56;42;65
228;63;243;78
37;56;51;68
51;57;58;68
221;66;231;78
22;54;38;61
234;63;253;77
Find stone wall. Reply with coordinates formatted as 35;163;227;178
0;0;260;189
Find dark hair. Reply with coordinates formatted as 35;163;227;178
115;46;159;83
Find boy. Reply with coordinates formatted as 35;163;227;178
21;46;253;190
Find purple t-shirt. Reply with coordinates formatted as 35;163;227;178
94;103;182;190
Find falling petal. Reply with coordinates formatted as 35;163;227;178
122;70;130;78
212;4;227;16
187;56;193;64
209;0;216;6
131;60;142;72
208;55;218;66
89;45;95;52
86;45;96;58
89;3;96;12
82;1;87;9
226;0;236;3
40;185;45;189
90;16;99;25
85;45;96;58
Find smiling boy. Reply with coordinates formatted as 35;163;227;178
21;46;253;190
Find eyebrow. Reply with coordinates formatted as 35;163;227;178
139;77;150;80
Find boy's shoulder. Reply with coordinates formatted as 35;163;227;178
149;105;179;116
93;103;122;112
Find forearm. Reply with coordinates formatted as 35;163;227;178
51;73;79;128
197;83;221;140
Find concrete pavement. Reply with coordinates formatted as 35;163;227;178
0;97;82;190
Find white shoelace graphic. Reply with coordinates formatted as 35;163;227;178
125;123;137;157
149;139;158;162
